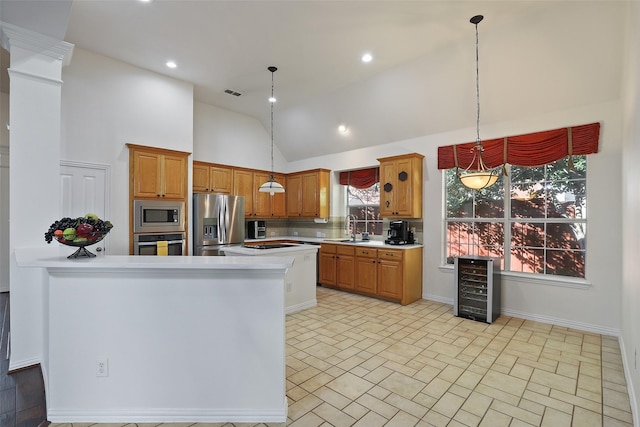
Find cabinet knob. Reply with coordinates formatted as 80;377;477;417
157;194;161;197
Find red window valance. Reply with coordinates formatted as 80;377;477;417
339;167;380;189
437;122;600;170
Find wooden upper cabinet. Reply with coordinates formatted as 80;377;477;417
193;161;233;194
233;169;255;217
270;173;287;218
287;169;330;218
286;174;302;217
129;144;189;200
378;153;424;218
233;168;285;218
193;163;210;192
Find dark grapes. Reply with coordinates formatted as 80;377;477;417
45;216;113;244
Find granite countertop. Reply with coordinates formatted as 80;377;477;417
245;236;423;250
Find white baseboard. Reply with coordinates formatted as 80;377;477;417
48;402;288;424
617;336;638;427
421;294;620;337
286;299;317;314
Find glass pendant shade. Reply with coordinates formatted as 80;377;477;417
458;170;499;190
260;66;285;195
258;176;285;195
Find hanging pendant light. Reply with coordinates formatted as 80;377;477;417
458;15;500;190
259;66;286;195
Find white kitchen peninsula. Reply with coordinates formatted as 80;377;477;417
15;247;292;424
221;243;318;314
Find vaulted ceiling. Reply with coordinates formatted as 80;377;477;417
1;1;627;161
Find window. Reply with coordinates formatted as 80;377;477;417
347;183;382;236
445;156;587;278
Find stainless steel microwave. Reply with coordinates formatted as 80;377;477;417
133;200;185;233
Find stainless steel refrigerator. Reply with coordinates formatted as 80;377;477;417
193;193;245;256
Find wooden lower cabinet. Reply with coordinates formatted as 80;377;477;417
354;247;378;296
319;244;355;290
320;244;423;305
336;245;355;290
319;244;337;286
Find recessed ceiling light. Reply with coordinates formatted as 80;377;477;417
361;53;373;63
338;124;348;134
166;60;177;69
268;96;276;103
139;0;152;3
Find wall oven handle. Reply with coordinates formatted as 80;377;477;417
136;240;184;247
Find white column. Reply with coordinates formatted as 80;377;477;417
0;22;73;370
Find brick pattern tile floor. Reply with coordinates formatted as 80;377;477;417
50;287;634;427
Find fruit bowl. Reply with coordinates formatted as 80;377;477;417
45;215;113;259
53;232;109;258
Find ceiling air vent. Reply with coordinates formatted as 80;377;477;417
224;89;242;97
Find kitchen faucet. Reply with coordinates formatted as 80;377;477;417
346;214;358;242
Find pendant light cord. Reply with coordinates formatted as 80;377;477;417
474;19;481;146
270;70;275;179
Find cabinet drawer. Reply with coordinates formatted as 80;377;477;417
378;249;403;261
337;245;355;256
355;247;377;258
320;244;337;254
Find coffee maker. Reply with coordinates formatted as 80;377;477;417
385;220;415;245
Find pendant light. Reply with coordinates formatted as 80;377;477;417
458;15;500;190
259;66;285;195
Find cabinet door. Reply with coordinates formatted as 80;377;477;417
133;150;162;198
286;174;302;217
378;258;403;300
301;172;319;217
355;251;377;295
336;246;355;290
193;163;210;192
379;159;397;217
319;252;336;286
253;171;272;218
162;154;186;199
394;157;413;217
233;169;255;217
210;166;233;193
271;173;287;217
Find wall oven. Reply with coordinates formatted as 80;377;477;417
133;200;185;233
134;232;186;256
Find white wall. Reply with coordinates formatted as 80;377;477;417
621;0;640;421
61;48;194;255
0;92;8;292
193;101;286;172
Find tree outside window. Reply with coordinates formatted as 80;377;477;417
347;183;382;236
445;156;587;278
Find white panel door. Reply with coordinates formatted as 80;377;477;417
60;161;110;253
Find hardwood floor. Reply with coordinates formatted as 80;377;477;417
0;292;48;427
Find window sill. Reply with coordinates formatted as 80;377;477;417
438;264;592;290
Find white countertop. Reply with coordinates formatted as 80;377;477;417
15;246;293;270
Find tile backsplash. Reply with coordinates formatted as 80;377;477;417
255;217;423;243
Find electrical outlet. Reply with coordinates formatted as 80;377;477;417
286;282;292;292
293;231;298;236
96;358;109;377
270;231;276;236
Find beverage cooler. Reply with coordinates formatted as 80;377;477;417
454;256;501;323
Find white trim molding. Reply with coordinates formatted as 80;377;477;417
0;21;74;64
